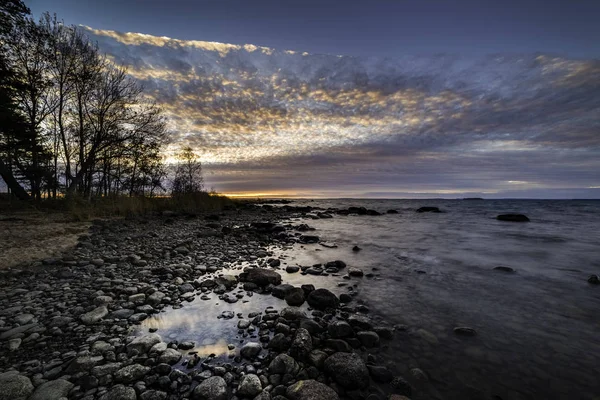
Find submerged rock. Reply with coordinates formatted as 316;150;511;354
454;326;478;336
494;266;515;273
588;274;599;284
307;288;339;310
497;214;530;222
416;206;441;213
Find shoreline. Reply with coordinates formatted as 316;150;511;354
0;203;403;400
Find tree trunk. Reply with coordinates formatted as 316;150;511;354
0;159;30;200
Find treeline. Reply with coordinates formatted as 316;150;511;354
0;1;173;201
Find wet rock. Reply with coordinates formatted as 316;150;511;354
237;373;262;397
391;376;413;396
99;384;136;400
494;266;515;273
268;353;300;376
140;390;168;400
339;293;352;303
0;372;33;400
308;350;328;369
588;275;599;284
352;246;361;252
328;321;354;338
307;288;339;310
29;379;74;400
285;266;300;273
243;268;282;286
299;235;320;244
80;306;108;324
290;328;312;360
324;352;370;390
114;364;151;383
240;342;262;359
368;365;393;383
348;314;372;330
192;376;228;400
497;214;530;222
280;307;307;320
109;309;135;319
147;291;166;306
348;268;364;277
453;326;477;336
285;288;305;306
272;284;295;299
387;209;399;214
286;379;340;400
357;331;380;347
416;207;440;213
158;348;182;365
127;333;162;353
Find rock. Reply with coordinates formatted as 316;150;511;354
494;266;515;273
497;214;529;222
158;348;182;365
307;288;339;310
80;306;108;324
387;209;399;214
324;352;370;390
127;333;161;353
140;391;168;400
368;365;393;383
352;245;361;252
238;319;251;329
280;307;307;320
272;284;295;299
339;293;352;303
588;274;599;284
99;384;136;400
290;328;312;360
416;207;440;213
285;288;305;306
147;291;166;306
453;327;477;336
391;376;412;396
348;268;364;277
269;353;300;375
114;364;151;383
286;379;340;400
192;376;228;400
357;331;380;347
243;268;282;286
128;293;146;304
285;266;300;273
0;372;33;400
109;309;135;319
328;321;354;338
237;374;262;397
348;314;372;330
8;338;21;351
0;323;37;339
240;342;262;359
308;350;328;369
299;235;320;244
29;379;74;400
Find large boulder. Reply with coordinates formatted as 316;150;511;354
497;214;529;222
192;376;228;400
29;379;74;400
307;288;339;310
286;380;340;400
285;287;305;306
0;372;33;400
241;268;282;287
240;342;262;359
272;284;295;299
324;352;370;390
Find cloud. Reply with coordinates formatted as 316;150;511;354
82;27;600;197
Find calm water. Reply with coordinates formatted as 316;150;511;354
141;199;600;400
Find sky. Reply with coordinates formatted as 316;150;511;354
23;0;600;198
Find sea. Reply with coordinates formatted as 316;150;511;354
140;199;600;400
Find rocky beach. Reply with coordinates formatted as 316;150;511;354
0;202;410;400
1;199;599;400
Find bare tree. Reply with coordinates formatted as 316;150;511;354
172;146;204;195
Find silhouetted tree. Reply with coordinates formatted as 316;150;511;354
172;146;204;195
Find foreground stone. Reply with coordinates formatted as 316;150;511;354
307;288;339;310
192;376;228;400
286;379;340;400
0;372;33;400
324;352;370;390
29;379;74;400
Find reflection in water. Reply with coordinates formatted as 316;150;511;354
135;200;600;399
